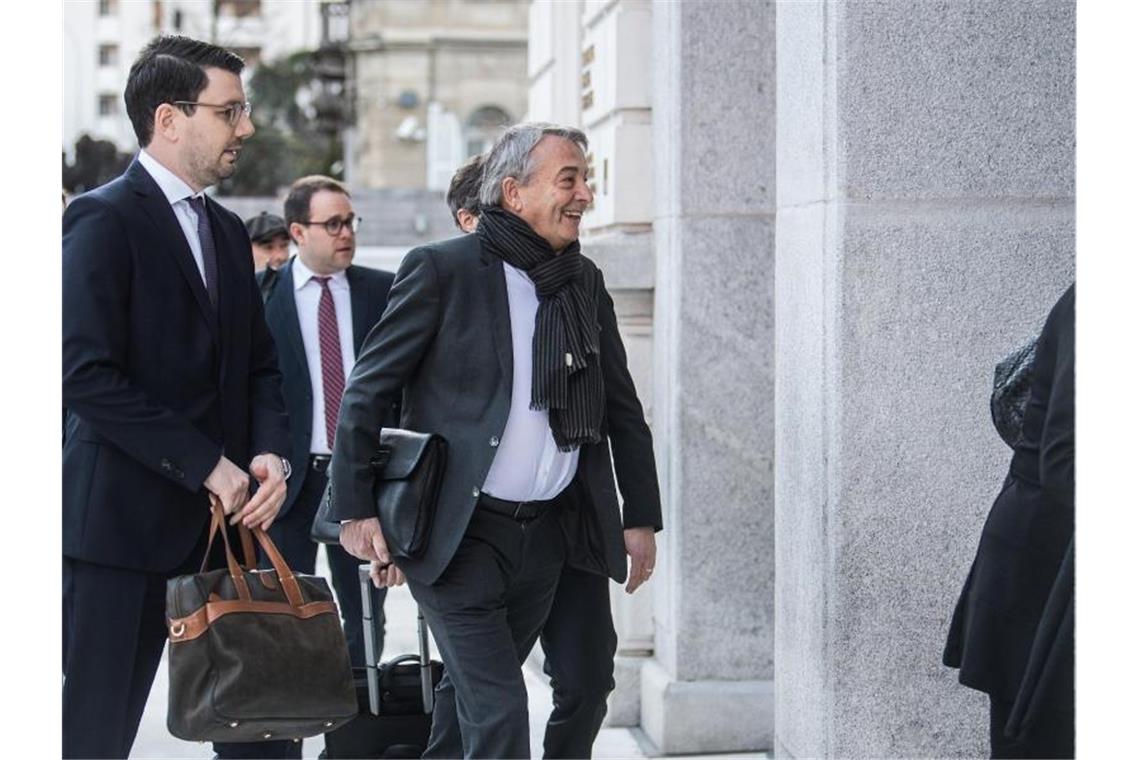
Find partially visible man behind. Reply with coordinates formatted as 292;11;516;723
245;210;291;272
446;152;484;233
329;123;661;758
62;36;291;759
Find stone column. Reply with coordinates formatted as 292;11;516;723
773;2;1074;757
526;0;582;125
642;0;776;754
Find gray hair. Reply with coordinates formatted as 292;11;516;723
478;122;589;207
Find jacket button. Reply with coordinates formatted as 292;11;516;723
471;487;480;498
489;436;500;447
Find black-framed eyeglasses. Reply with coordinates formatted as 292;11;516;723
172;100;252;127
298;215;361;236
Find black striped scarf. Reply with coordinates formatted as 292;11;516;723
477;206;604;451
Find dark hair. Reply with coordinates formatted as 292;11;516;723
446;153;486;226
284;175;351;236
124;35;245;148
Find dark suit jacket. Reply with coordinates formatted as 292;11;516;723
328;233;662;586
944;284;1075;705
258;258;395;517
62;159;290;573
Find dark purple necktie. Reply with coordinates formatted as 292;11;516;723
186;196;220;309
314;276;346;448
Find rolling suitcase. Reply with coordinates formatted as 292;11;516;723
321;565;445;759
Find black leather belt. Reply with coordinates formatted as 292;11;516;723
478;493;556;521
309;454;332;473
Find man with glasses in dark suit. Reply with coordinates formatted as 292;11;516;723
258;176;396;689
63;36;290;759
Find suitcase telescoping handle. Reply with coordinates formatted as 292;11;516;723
417;607;434;714
359;565;382;715
358;564;436;716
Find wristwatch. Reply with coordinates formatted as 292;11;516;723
259;452;292;481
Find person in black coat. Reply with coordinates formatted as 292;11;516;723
944;284;1075;758
328;124;662;758
62;36;290;759
442;152;637;757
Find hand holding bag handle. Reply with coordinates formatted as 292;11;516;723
167;498;357;743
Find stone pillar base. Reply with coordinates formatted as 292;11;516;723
640;659;774;755
604;653;648;727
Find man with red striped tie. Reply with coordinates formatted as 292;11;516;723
257;176;398;738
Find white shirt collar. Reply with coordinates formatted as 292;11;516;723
292;254;349;292
137;149;204;205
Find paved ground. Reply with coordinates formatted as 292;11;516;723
130;550;655;759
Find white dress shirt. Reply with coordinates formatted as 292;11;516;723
137;150;209;286
481;263;580;502
292;256;356;455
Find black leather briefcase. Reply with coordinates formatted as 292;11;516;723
311;428;446;560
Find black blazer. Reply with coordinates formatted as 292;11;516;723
258;258;395;517
62;159;290;573
328;233;662;585
944;284;1075;705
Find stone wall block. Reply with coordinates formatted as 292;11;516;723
840;0;1075;200
676;0;776;216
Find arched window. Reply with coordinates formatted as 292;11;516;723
465;106;512;157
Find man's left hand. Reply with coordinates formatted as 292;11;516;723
235;454;287;530
624;527;657;594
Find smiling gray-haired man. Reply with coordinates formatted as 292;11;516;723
327;122;662;758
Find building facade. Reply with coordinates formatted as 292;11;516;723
345;0;529;189
527;0;1074;756
63;0;324;156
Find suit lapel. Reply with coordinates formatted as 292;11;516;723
479;247;513;385
269;258;310;381
125;160;218;342
346;265;369;358
207;197;242;363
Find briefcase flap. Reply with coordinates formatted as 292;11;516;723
374;428;441;480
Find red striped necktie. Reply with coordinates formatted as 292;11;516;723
313;276;345;448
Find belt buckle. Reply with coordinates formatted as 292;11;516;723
513;500;528;520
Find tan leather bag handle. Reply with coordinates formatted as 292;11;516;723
200;502;257;573
206;497;252;601
206;496;305;608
